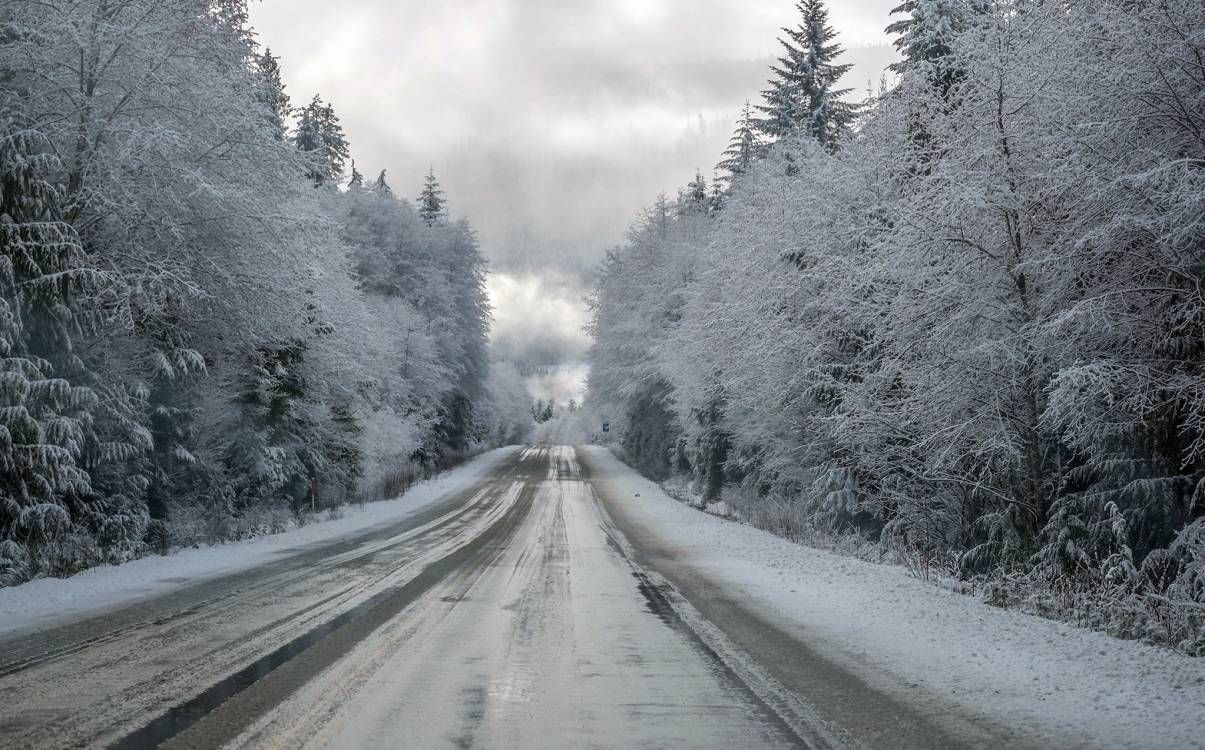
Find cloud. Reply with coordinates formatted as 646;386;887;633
485;271;593;406
486;271;591;368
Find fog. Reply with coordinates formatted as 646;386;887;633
249;0;898;403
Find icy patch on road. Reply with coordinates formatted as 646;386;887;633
0;447;519;637
579;446;1205;749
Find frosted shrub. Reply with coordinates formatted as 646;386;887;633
0;539;30;587
166;502;294;548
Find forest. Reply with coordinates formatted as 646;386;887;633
0;1;532;586
587;0;1205;651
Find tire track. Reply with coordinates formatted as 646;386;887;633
139;476;541;750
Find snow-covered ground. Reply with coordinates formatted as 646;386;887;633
0;447;518;637
580;446;1205;749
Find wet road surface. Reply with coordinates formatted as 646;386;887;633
0;446;954;749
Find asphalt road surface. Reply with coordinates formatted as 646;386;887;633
0;446;979;749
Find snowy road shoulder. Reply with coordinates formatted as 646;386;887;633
0;447;519;637
579;446;1205;750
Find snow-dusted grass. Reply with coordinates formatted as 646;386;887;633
582;446;1205;749
0;447;518;637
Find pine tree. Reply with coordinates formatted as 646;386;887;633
887;0;971;66
418;168;447;226
292;95;349;186
142;333;205;552
0;113;116;581
347;160;364;190
887;0;970;94
693;385;733;503
255;48;291;139
756;0;856;149
709;172;727;213
374;169;392;196
680;170;709;215
717;101;759;184
225;341;307;511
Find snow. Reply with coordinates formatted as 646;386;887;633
580;446;1205;749
0;447;519;638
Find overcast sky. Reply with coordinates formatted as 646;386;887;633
249;0;899;402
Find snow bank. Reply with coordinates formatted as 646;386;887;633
0;447;518;637
580;447;1205;749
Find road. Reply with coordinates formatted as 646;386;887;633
0;446;967;749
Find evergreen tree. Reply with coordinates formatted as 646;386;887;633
226;340;310;511
418;168;446;226
693;384;733;503
680;170;709;215
887;0;966;66
708;172;727;213
347;160;364;190
255;48;291;139
0;113;138;581
140;321;206;550
373;169;392;196
292;95;349;186
758;42;806;140
756;0;856;148
0;0;513;581
887;0;970;94
717;101;759;183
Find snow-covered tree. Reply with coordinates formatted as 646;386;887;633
481;359;533;445
0;110;147;581
293;95;350;186
255;48;292;139
348;160;365;190
756;0;857;148
0;0;519;579
587;0;1205;624
418;169;447;227
717;102;759;184
681;170;710;215
373;169;392;196
1036;0;1205;581
887;0;966;69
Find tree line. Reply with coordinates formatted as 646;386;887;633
587;0;1205;649
0;0;531;585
